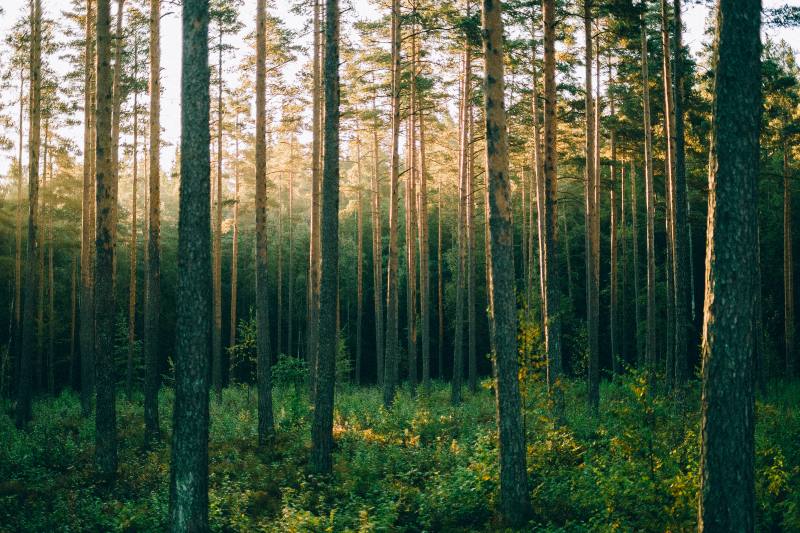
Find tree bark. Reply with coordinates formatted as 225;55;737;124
356;133;364;384
370;100;384;386
169;0;211;528
542;0;564;419
127;35;140;402
630;158;643;363
94;0;119;479
80;0;96;417
482;0;531;524
785;144;795;377
308;0;322;389
406;40;418;391
230;114;240;350
418;80;431;393
13;69;25;400
383;0;401;407
110;0;125;293
144;0;161;447
311;0;340;474
255;0;274;444
212;30;224;403
609;58;620;377
698;1;760;528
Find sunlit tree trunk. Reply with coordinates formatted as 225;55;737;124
356;133;364;384
70;255;78;388
698;1;760;528
311;0;340;474
13;69;25;399
438;171;444;379
482;0;531;524
169;0;211;527
406;41;418;391
229;114;240;350
37;123;47;392
308;0;322;390
127;37;140;401
212;30;224;403
418;76;431;393
609;58;620;377
467;89;477;394
110;0;125;292
370;99;384;386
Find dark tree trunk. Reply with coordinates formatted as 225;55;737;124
698;1;760;529
482;0;531;525
311;0;340;474
255;0;274;445
169;0;211;529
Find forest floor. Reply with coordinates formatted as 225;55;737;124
0;375;798;532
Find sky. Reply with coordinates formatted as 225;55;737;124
0;0;799;177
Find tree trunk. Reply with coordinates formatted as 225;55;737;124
543;0;564;419
15;0;41;428
110;0;125;293
212;31;224;403
418;79;431;393
255;0;274;445
530;21;545;316
370;101;384;386
467;87;477;394
438;168;444;379
584;1;599;411
482;0;531;524
785;143;795;377
609;59;620;377
641;11;657;380
288;138;295;359
672;0;692;388
169;0;211;528
144;0;161;447
94;0;119;479
356;133;364;384
311;0;340;474
630;158;643;363
308;0;322;390
452;34;470;406
71;255;78;388
13;69;25;400
230;114;240;350
406;40;418;391
383;0;401;407
47;152;54;394
698;1;760;528
127;38;140;402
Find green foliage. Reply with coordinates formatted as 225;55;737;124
0;379;798;531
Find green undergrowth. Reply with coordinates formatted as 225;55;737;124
0;377;798;532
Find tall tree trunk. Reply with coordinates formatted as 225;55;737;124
144;0;161;447
255;0;274;444
47;153;54;394
609;58;620;376
672;0;692;388
110;0;125;293
127;39;140;402
95;0;119;479
785;143;795;377
356;133;364;384
530;21;545;316
13;69;25;400
311;0;340;474
482;0;531;524
418;80;431;393
370;101;384;386
438;169;444;379
229;114;240;350
452;34;470;406
71;255;78;388
308;0;322;389
641;10;657;380
169;0;211;528
288;138;295;359
584;1;599;411
15;0;41;428
212;31;224;403
542;0;564;419
630;158;643;363
383;0;401;407
406;40;418;391
698;1;760;527
37;124;47;392
467;88;477;394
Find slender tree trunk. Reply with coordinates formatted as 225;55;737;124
356;133;364;384
609;59;620;377
212;32;224;403
785;143;795;377
482;0;531;523
277;184;284;356
110;0;125;293
370;102;384;386
95;0;119;479
71;255;78;388
169;0;211;528
438;169;444;379
418;80;431;393
452;35;470;406
562;214;574;304
288;138;295;359
584;1;599;411
144;0;161;447
672;0;691;388
13;69;25;399
383;0;401;407
255;0;274;444
230;114;240;350
630;158;643;363
641;11;657;380
542;0;563;419
38;124;47;392
530;21;545;316
467;88;477;394
127;40;140;401
406;42;418;391
698;1;760;528
311;0;340;474
47;154;54;394
15;0;41;428
308;0;322;390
